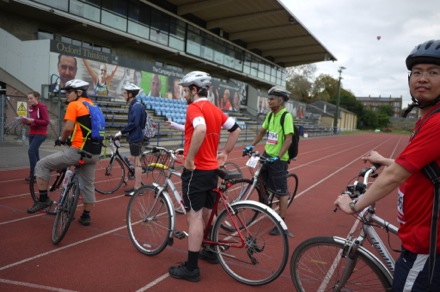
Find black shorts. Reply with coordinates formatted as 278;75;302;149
181;168;218;212
260;152;288;196
129;142;142;157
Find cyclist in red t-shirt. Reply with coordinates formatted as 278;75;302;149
335;40;440;291
168;71;241;282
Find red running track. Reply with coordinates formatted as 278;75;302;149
0;133;407;291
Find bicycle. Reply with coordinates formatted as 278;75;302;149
51;148;93;244
126;167;290;286
290;164;398;291
140;145;243;214
94;136;145;194
224;150;298;212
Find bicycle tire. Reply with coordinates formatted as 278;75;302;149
290;236;392;291
212;202;289;286
126;185;173;256
52;181;80;244
95;156;125;194
30;170;65;203
268;173;299;209
220;162;243;177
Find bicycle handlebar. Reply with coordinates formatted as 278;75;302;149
144;145;184;160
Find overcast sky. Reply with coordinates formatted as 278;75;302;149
281;0;440;108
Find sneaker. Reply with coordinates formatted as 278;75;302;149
199;249;219;264
25;176;36;183
125;188;138;196
27;199;53;214
269;226;294;238
79;216;91;226
169;262;200;282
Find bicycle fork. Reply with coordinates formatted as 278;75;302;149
326;238;363;292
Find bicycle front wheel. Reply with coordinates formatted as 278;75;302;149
212;202;289;286
290;236;392;291
220;162;243;177
126;185;173;256
95;156;125;194
52;181;80;244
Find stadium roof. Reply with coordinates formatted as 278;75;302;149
164;0;337;67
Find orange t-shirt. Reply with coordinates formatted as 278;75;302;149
64;97;93;149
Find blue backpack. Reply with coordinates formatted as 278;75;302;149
80;101;106;141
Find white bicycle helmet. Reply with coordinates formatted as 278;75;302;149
179;71;211;88
268;86;290;101
61;79;89;91
123;83;141;92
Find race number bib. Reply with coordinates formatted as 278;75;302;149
246;156;260;168
267;131;279;145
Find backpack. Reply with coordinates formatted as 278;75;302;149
80;101;106;141
268;111;300;161
136;101;156;139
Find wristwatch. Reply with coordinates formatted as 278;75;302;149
349;199;360;213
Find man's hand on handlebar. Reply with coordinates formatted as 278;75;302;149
54;137;69;146
266;156;280;164
242;145;254;156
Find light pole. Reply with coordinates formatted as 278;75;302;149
333;66;346;134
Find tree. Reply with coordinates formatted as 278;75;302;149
285;64;316;102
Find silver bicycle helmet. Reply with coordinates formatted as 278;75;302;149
268;86;290;101
406;40;440;70
179;71;211;88
123;83;141;92
61;79;89;91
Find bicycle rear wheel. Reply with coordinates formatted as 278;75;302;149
126;185;173;256
268;173;299;209
290;236;392;291
52;181;80;244
30;170;65;203
212;202;289;286
95;156;125;194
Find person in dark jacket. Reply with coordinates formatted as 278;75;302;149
115;84;146;196
22;91;49;181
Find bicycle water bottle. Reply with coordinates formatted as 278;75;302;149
62;170;73;188
124;155;135;171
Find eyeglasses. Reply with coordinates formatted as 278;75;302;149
60;64;76;71
409;70;440;79
268;96;279;101
100;69;107;72
65;89;75;94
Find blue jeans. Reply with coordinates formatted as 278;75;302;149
28;134;46;175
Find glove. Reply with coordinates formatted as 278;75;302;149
267;156;280;164
242;145;254;156
115;131;122;138
54;137;64;146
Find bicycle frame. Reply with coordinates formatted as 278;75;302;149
332;167;398;289
104;137;135;178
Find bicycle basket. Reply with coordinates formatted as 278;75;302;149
142;149;171;172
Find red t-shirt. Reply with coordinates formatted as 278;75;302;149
395;104;440;254
184;98;230;170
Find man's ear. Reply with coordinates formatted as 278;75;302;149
76;90;83;96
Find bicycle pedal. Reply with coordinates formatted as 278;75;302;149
173;230;188;239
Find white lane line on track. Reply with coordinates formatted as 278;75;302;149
0;225;126;272
0;278;77;292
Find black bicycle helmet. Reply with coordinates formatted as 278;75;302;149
406;40;440;70
268;86;290;101
61;79;89;91
402;40;440;117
